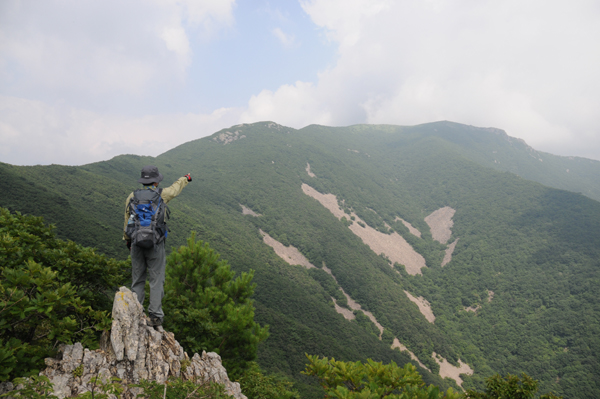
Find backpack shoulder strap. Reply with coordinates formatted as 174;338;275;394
128;190;139;210
157;187;170;221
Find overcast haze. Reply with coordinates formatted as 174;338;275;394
1;0;599;165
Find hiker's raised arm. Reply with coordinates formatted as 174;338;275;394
161;174;191;204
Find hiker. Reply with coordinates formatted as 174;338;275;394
124;165;192;329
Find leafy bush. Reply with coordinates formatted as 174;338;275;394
237;361;299;399
2;376;229;399
302;354;459;399
464;373;562;399
0;376;58;399
0;208;129;380
132;378;231;399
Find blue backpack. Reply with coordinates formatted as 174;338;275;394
126;188;168;248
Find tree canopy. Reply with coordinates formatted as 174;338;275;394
163;232;269;377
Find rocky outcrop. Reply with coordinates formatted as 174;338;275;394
36;287;246;399
212;130;246;145
0;382;14;397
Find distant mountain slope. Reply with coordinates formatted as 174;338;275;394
2;121;599;398
0;162;132;258
394;121;600;201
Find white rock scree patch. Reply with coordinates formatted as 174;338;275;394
425;207;458;267
441;238;459;267
403;290;435;323
391;338;429;370
259;229;315;269
301;184;426;275
322;262;469;387
425;207;455;244
333;298;355;320
240;204;261;217
306;162;316;177
322;264;383;337
432;352;473;388
265;181;471;387
395;217;422;238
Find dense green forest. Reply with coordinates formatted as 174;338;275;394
1;121;598;398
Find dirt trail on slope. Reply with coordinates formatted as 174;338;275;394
302;184;426;275
306;163;316;177
260;230;315;269
404;291;435;323
432;352;473;388
425;207;456;244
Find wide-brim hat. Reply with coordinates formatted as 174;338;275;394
138;165;164;184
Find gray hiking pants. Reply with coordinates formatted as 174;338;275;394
131;241;166;320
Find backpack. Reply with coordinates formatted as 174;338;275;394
126;188;169;249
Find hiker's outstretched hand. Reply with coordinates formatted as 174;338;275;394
184;173;192;182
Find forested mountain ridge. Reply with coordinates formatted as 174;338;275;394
397;121;600;202
1;121;599;398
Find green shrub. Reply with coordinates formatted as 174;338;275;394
0;208;129;380
302;354;459;399
163;232;269;377
237;362;299;399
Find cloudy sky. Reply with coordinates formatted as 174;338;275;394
1;0;599;165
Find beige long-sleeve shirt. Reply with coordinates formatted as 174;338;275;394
123;176;189;240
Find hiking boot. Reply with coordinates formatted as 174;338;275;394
147;317;163;328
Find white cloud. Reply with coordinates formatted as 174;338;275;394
160;26;191;64
282;0;600;160
272;28;296;48
241;81;332;128
0;0;239;165
0;0;235;100
300;0;391;48
0;95;241;165
174;0;235;28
